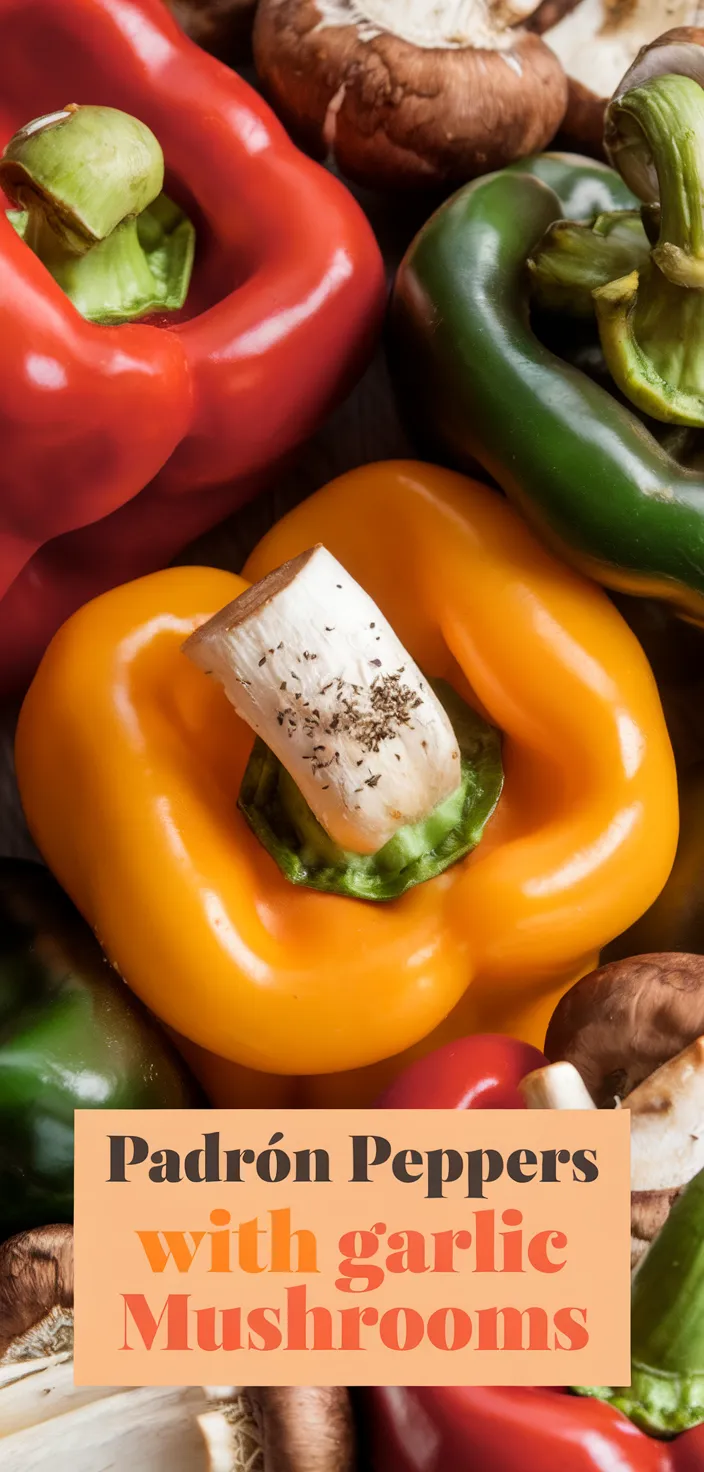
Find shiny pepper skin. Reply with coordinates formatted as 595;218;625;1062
0;0;384;692
15;463;677;1095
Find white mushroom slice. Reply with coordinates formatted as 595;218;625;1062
628;1035;704;1192
0;1355;123;1437
519;1060;598;1110
183;545;462;855
0;1382;213;1472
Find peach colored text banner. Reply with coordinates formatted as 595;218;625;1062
73;1108;630;1387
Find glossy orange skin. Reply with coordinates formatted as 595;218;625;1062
16;464;678;1090
0;0;384;692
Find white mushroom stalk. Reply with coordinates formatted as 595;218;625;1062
0;1372;242;1471
520;1060;598;1110
316;0;542;50
183;545;462;856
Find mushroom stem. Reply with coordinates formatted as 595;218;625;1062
520;1061;598;1110
183;545;462;856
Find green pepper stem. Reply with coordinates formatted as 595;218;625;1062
575;1166;704;1437
528;212;650;318
0;105;194;324
609;75;704;286
592;76;704;425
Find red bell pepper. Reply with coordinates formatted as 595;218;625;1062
369;1036;704;1472
0;0;384;692
369;1386;704;1471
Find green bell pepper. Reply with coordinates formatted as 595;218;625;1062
577;1164;704;1436
390;145;704;623
0;859;202;1238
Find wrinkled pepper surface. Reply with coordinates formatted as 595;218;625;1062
0;859;202;1239
15;462;677;1092
368;1035;704;1471
391;145;704;623
0;0;384;693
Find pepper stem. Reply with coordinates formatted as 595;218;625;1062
574;1166;704;1437
592;75;704;426
608;76;704;288
0;105;194;324
528;212;650;318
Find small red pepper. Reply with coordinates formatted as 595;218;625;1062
368;1036;704;1472
369;1386;704;1471
0;0;384;692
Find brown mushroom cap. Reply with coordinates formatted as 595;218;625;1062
253;0;568;190
165;0;257;60
0;1225;73;1363
544;953;704;1106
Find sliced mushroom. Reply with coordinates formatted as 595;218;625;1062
183;545;462;856
544;954;704;1266
252;0;569;189
543;5;704;155
0;1226;73;1364
545;953;704;1103
164;0;257;60
0;1381;230;1470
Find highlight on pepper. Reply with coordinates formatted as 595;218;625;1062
0;103;195;323
13;462;679;1079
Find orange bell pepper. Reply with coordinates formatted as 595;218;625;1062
15;462;677;1096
